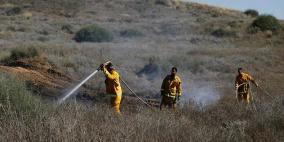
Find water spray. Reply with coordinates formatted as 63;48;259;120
57;61;153;110
58;61;110;105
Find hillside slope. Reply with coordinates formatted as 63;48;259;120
0;0;283;141
0;0;283;102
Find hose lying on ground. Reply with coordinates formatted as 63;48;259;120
120;78;154;109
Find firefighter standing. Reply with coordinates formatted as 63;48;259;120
160;67;182;110
100;62;122;114
235;68;258;104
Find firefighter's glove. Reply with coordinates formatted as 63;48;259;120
98;64;104;71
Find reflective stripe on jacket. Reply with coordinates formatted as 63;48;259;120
235;72;255;89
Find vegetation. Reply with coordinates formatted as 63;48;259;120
4;0;86;17
155;0;168;5
5;6;22;16
0;73;42;114
61;24;74;34
0;0;283;141
8;47;39;61
74;25;113;43
0;84;283;141
251;15;281;32
244;9;259;17
211;28;236;38
120;29;143;38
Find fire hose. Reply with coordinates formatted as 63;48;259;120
58;61;111;105
120;78;153;109
258;86;273;99
236;83;273;99
58;61;153;109
235;82;274;112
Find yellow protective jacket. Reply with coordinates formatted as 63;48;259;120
161;75;182;97
235;72;255;89
102;67;122;95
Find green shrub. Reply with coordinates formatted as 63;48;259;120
251;15;281;32
6;6;22;16
155;0;168;5
38;30;49;35
9;47;39;61
6;26;28;32
74;25;113;42
244;9;259;17
0;74;42;114
211;28;236;38
37;36;49;42
120;29;143;38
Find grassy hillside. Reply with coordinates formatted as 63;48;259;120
0;0;283;141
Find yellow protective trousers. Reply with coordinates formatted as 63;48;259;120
237;84;250;103
110;93;122;114
160;95;177;110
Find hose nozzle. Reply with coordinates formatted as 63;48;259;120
104;61;111;66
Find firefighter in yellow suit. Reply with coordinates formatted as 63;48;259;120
235;68;258;104
160;67;182;110
100;62;122;114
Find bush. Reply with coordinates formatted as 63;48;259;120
9;47;39;61
0;73;42;114
120;29;143;38
211;28;236;38
251;15;281;32
244;9;259;17
154;0;180;8
37;36;49;42
74;25;113;43
6;6;22;16
155;0;168;5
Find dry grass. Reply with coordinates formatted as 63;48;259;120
0;0;86;17
0;91;283;141
0;0;283;141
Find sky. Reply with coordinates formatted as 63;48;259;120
183;0;284;20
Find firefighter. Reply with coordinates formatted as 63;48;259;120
160;67;182;110
99;62;122;114
235;68;258;103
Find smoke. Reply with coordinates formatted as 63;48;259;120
112;62;222;107
180;77;221;107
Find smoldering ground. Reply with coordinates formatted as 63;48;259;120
180;79;221;107
126;63;222;108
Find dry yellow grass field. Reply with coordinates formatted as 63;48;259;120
0;0;283;141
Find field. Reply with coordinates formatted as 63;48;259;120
0;0;283;141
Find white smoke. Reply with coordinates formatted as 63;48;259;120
180;77;220;107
